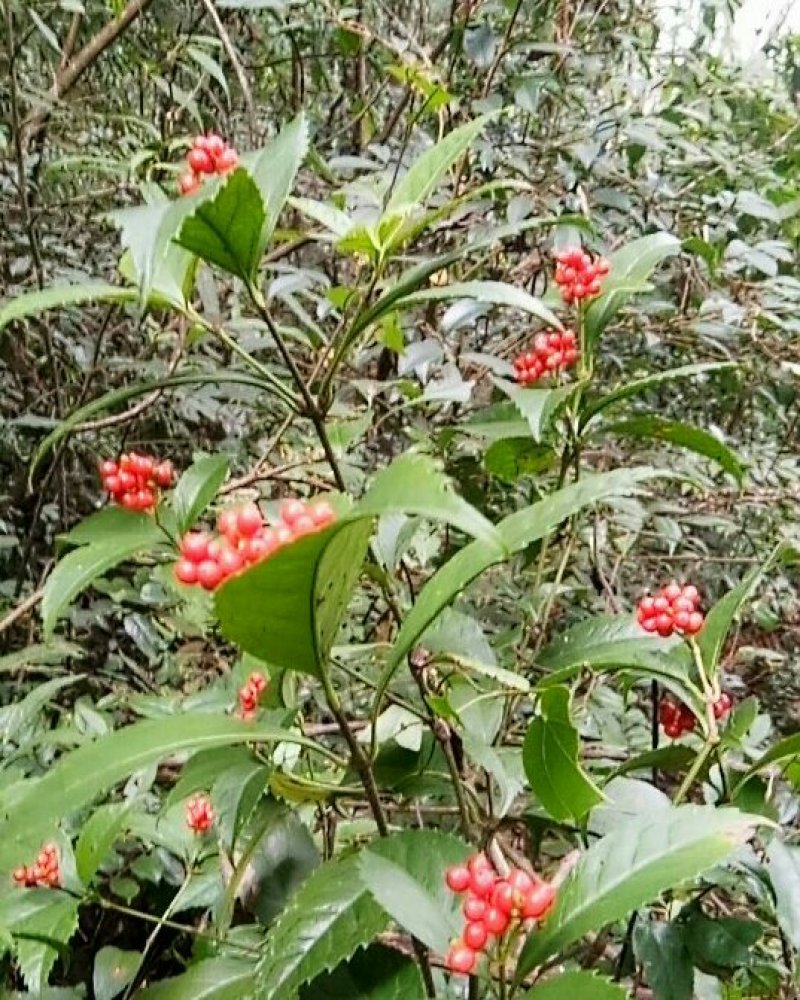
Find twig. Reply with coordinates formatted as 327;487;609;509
0;588;45;637
22;0;156;147
198;0;257;137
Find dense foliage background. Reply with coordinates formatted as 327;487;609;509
1;0;800;997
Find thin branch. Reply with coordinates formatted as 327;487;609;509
198;0;257;137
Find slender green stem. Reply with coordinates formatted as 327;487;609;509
193;313;300;410
673;740;715;805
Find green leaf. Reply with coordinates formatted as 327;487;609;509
64;506;165;547
93;946;141;1000
521;971;628;999
523;686;604;823
361;829;469;951
0;676;80;747
175;169;266;281
634;921;694;1000
493;380;572;442
537;615;680;678
111;196;194;305
580;362;737;430
403;280;561;331
766;838;800;950
171;455;230;532
600;417;745;483
380;467;668;696
385;114;490;214
356;453;500;545
251;113;309;247
75;803;131;886
738;732;800;789
683;911;762;970
41;517;165;635
255;854;390;1000
135;958;254;999
0;715;305;871
290;196;351;238
215;518;373;677
0;283;142;332
516;805;764;978
300;945;424;1000
0;641;83;674
585;232;681;343
697;552;778;676
358;852;454;952
2;893;80;994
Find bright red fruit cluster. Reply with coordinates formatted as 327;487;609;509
13;843;60;888
659;698;696;739
175;497;336;591
178;133;239;195
185;793;214;834
554;247;609;304
238;671;268;721
514;329;579;386
444;853;555;975
660;693;733;739
100;453;174;512
637;582;704;637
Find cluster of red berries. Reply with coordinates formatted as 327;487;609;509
238;672;268;721
637;582;704;637
100;453;175;512
659;692;733;739
444;853;555;975
178;133;239;196
174;497;336;591
513;329;579;386
554;247;609;304
185;793;215;834
13;843;60;889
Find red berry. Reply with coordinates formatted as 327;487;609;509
175;558;198;585
463;921;488;951
237;502;263;538
655;614;674;637
100;459;118;477
446;865;471;893
188;147;214;174
136;488;155;510
446;942;476;975
469;866;496;899
181;532;211;563
215;147;239;173
205;134;225;157
507;868;534;895
154;460;174;487
713;693;733;719
274;524;294;547
311;501;335;528
467;853;492;873
118;470;137;491
178;171;200;195
104;475;122;496
185;793;214;833
217;508;239;540
291;514;316;537
663;582;682;601
279;498;307;526
197;559;223;590
463;896;488;921
218;544;244;576
491;880;517;915
521;882;555;919
685;611;704;634
483;906;510;935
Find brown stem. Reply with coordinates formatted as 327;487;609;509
22;0;156;147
